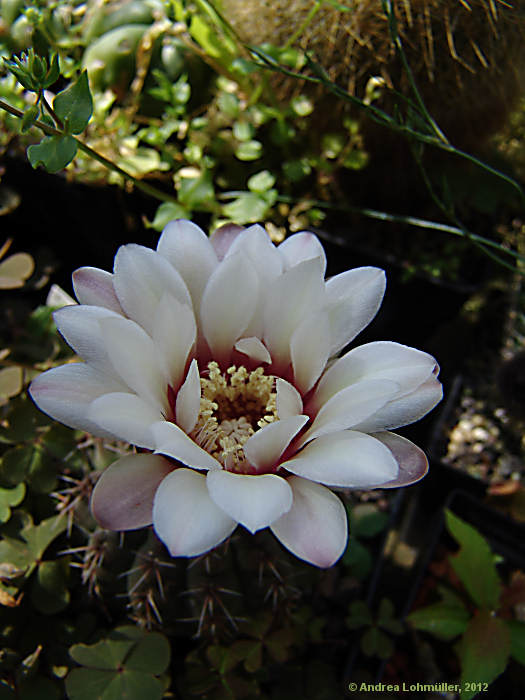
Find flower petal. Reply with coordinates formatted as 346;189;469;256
371;432;429;487
278;232;327;274
276;378;303;418
291;311;331;394
153;293;196;388
99;317;166;409
325;267;386;355
270;477;347;567
352;375;443;432
311;341;439;411
153;468;237;557
281;430;398;487
87;392;162;448
263;258;326;368
91;453;173;530
150;420;222;470
156;219;218;311
53;305;123;376
300;378;400;445
28;363;125;437
235;336;271;364
200;252;259;362
72;266;124;314
206;470;292;533
113;243;191;335
175;359;201;433
209;223;244;260
243;415;309;471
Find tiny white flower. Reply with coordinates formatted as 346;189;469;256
30;220;442;567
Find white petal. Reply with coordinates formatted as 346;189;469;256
300;378;400;445
153;293;196;388
209;223;244;260
371;432;429;487
281;430;398;487
243;415;309;471
29;363;125;437
276;378;303;418
278;232;327;273
353;375;443;432
270;477;347;567
72;267;124;314
206;470;292;533
91;453;173;530
311;341;439;411
150;420;222;470
325;267;386;355
99;317;166;409
291;311;331;394
235;336;271;364
263;258;326;368
175;359;201;433
88;392;162;448
153;468;237;557
113;243;191;335
53;305;123;376
200;252;259;362
156;219;218;311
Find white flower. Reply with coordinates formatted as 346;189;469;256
29;220;442;567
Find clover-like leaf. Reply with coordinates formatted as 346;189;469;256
407;601;471;641
53;71;93;134
0;483;25;523
27;135;78;173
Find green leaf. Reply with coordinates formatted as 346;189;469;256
53;71;93;134
445;509;501;610
0;483;25;523
222;192;274;224
123;634;170;675
27;135;78;173
342;538;372;579
177;172;214;209
507;619;525;665
247;170;276;193
235;140;262;161
65;668;164;700
0;513;67;576
31;559;70;614
70;641;135;671
232;121;255;142
20;105;39;133
231;640;263;673
361;627;394;659
407;602;470;641
351;503;389;538
149;201;189;232
346;600;373;629
458;610;510;699
377;598;403;635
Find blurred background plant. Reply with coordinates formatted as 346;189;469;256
2;1;525;698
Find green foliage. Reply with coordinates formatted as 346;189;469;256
346;598;402;660
0;483;25;523
65;627;170;700
342;503;390;579
53;72;93;135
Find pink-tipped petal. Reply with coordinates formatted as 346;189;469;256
278;232;327;274
372;432;429;487
325;267;386;355
113;243;192;335
225;225;283;281
352;375;443;432
150;420;222;471
156;220;218;311
234;337;271;364
270;477;347;568
175;359;201;433
243;415;309;471
312;341;438;411
88;392;162;448
281;430;398;488
53;305;123;376
200;253;259;362
91;453;173;530
300;378;399;445
291;311;331;394
153;468;237;556
209;223;244;260
275;378;303;418
72;267;124;314
153;294;196;388
28;363;125;437
206;470;292;533
99;317;166;410
263;258;326;367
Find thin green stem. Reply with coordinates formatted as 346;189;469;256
284;0;323;49
0;98;178;205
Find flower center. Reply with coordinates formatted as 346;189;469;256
190;361;277;473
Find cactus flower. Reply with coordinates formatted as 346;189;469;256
30;221;442;567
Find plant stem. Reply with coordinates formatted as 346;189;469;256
0;98;179;205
